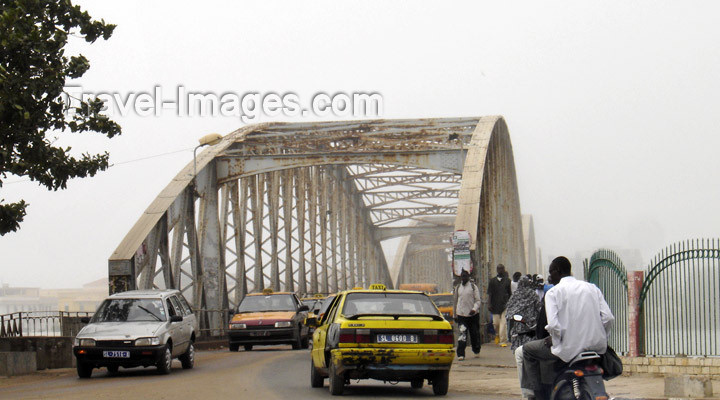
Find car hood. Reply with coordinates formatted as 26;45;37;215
76;321;167;340
231;311;296;325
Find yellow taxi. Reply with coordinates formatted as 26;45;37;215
308;284;454;396
429;293;454;323
301;294;327;315
228;290;310;351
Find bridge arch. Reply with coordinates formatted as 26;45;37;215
109;117;525;334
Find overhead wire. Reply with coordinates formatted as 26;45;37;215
2;146;195;185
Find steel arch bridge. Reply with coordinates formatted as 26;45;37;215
108;116;526;334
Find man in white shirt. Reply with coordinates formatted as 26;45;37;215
453;270;482;360
521;256;614;398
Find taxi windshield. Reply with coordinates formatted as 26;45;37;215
92;298;166;322
342;292;440;318
238;294;296;312
430;295;453;307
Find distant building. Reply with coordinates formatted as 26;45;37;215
0;284;57;314
0;278;109;314
41;278;109;312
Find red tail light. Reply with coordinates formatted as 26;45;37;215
439;333;454;344
339;328;371;343
423;330;454;344
356;329;371;343
339;329;355;343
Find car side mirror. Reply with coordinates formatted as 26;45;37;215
170;315;183;323
80;317;90;324
305;316;318;327
298;305;309;312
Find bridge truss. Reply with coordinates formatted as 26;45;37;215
109;116;526;334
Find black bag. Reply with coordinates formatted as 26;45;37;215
600;345;623;380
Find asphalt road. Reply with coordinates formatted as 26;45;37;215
0;346;514;400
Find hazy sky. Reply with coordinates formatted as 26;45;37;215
2;1;719;288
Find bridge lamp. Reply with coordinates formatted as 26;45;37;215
193;133;223;180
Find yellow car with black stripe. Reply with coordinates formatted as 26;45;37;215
309;284;454;396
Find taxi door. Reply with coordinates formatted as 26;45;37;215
311;295;341;369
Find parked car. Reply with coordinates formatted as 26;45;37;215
309;284;454;395
73;289;196;378
228;289;310;351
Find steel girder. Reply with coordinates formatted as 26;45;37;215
108;117;526;336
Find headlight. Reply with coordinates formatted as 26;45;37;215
135;337;161;346
229;323;247;329
76;338;96;347
274;321;292;328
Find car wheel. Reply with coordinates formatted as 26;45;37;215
107;365;119;375
156;345;172;375
244;344;253;351
411;378;424;389
310;359;324;388
229;343;239;352
180;342;195;369
432;370;449;396
328;361;344;395
77;361;93;378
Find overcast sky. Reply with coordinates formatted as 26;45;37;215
2;1;719;288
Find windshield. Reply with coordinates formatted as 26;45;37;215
301;299;319;309
92;298;166;322
342;292;440;318
430;295;453;307
237;294;296;312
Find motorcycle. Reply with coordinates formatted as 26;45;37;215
511;315;609;400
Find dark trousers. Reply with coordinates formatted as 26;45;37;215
456;315;481;357
521;338;561;394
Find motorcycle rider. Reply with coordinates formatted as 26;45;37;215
520;256;614;399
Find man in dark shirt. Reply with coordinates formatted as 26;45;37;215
487;264;512;346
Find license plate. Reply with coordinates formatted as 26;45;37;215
103;351;130;358
250;331;270;337
376;334;419;343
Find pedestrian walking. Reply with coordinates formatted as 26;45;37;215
453;270;482;360
506;276;540;351
488;264;512;346
511;271;522;293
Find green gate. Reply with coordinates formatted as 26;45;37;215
584;249;628;354
639;239;720;356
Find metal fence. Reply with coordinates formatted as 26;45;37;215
639;239;720;356
0;309;229;340
584;249;629;354
0;311;93;338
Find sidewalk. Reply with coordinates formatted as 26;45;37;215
449;343;685;399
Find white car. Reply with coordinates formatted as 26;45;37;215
73;289;196;378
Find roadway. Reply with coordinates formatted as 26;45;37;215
0;346;514;400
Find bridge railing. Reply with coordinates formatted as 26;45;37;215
0;311;93;338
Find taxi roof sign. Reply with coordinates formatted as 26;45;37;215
262;288;274;295
369;283;386;290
